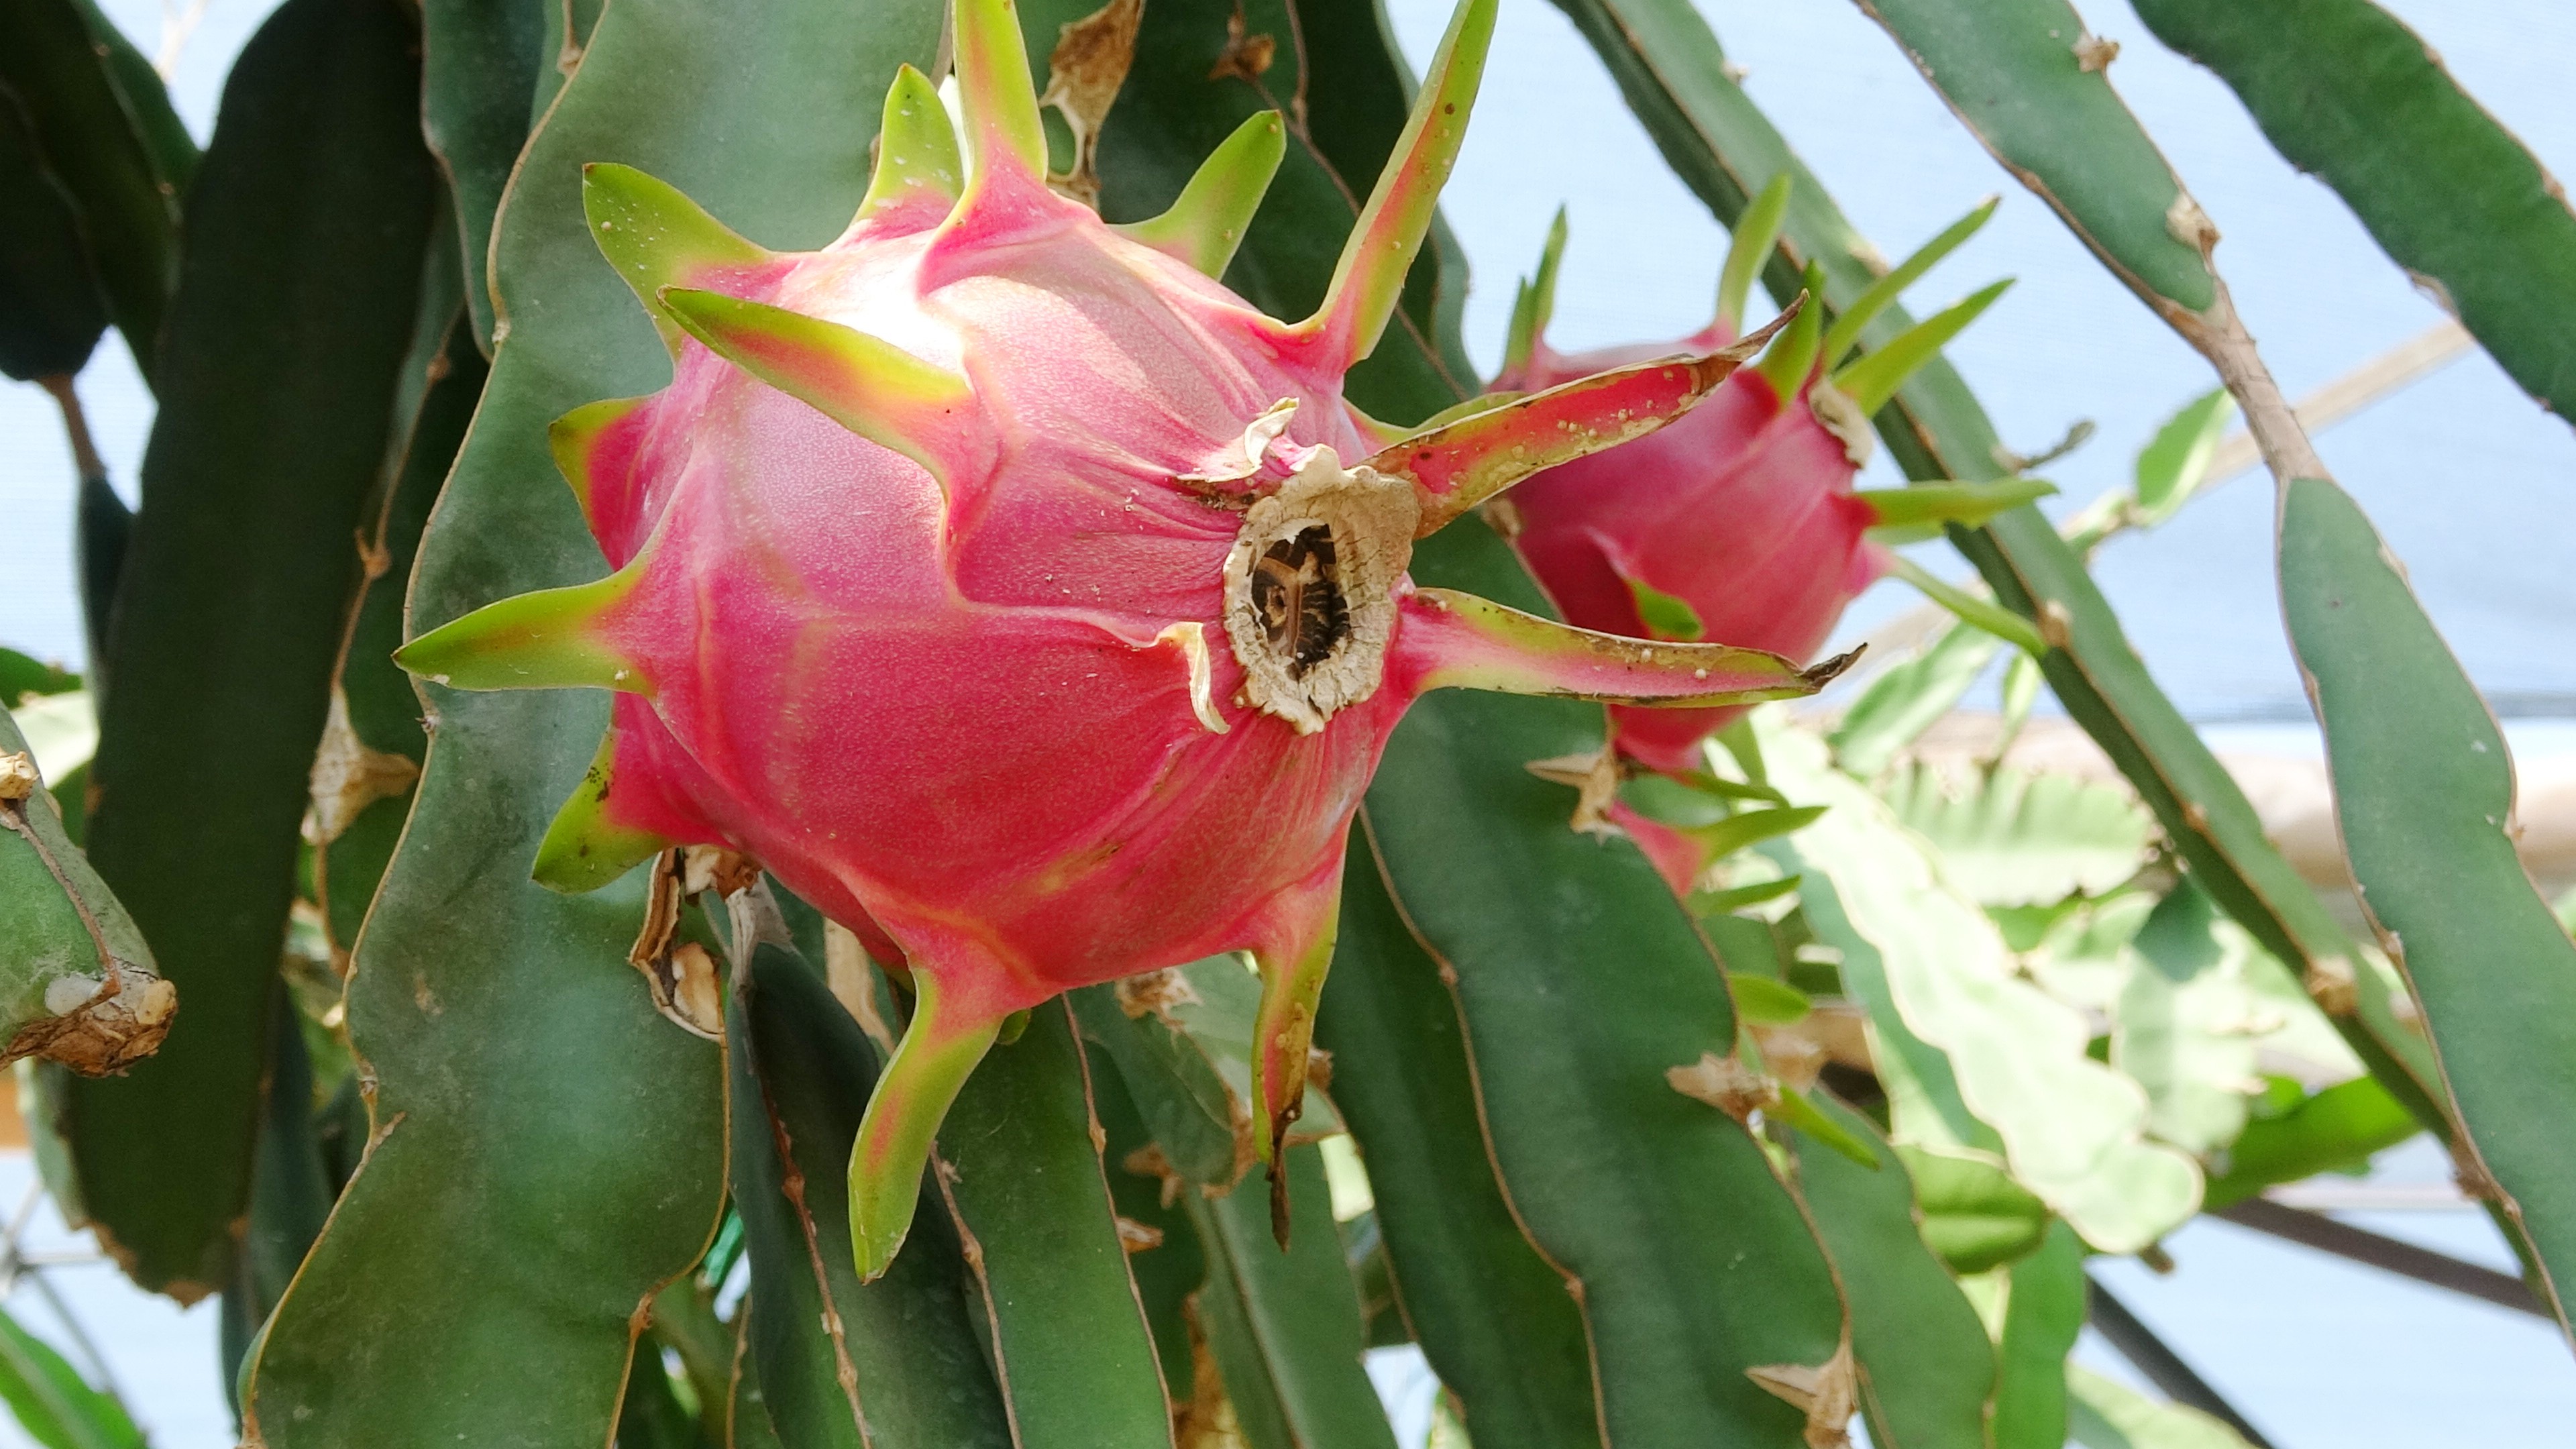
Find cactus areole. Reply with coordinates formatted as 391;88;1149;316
396;0;1846;1277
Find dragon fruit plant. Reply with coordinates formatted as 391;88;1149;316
396;0;1845;1276
22;0;2573;1439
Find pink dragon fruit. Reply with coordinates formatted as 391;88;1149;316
1493;186;2037;779
398;0;1848;1277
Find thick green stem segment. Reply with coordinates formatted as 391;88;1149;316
68;0;439;1299
2279;476;2576;1330
933;999;1176;1445
2133;0;2576;422
849;970;1004;1282
0;0;193;388
1849;0;2216;315
729;925;1010;1446
1296;0;1497;371
245;0;932;1430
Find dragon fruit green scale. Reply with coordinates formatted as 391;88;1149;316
396;0;1846;1279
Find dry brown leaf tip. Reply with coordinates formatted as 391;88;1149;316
1666;1051;1778;1123
1525;746;1622;837
1208;9;1277;83
1748;1338;1858;1449
1116;966;1203;1024
1040;0;1144;205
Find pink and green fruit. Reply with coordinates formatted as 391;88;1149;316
397;0;1848;1279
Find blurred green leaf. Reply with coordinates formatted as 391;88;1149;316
2203;1075;2417;1210
1880;763;2154;908
2279;474;2576;1327
0;0;194;384
2114;881;2267;1157
2137;0;2576;423
0;1303;142;1449
1899;1145;2049;1274
0;653;78;708
1830;623;2002;780
2068;1364;2256;1449
6;692;92;786
2132;389;2235;525
1988;1221;2086;1449
0;92;105;381
1768;720;2200;1252
1731;973;1811;1026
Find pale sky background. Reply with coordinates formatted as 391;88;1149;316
1;1;2571;1444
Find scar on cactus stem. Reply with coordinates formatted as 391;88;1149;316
1495;182;2047;827
394;0;1847;1280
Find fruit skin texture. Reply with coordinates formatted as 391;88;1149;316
396;0;1842;1278
1501;346;1883;775
582;184;1405;1033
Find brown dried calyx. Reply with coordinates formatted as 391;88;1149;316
1220;446;1419;733
7;965;178;1076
